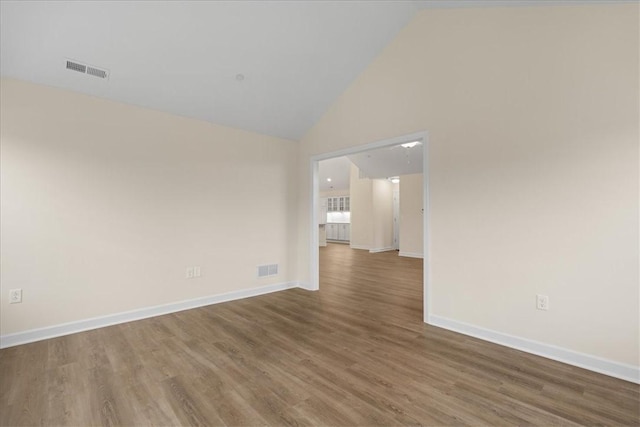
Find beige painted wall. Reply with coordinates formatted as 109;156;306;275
399;174;423;257
349;164;373;249
349;164;395;251
319;225;327;247
0;78;298;335
297;4;639;366
371;179;394;251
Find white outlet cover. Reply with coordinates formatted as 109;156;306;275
9;288;22;304
536;294;549;311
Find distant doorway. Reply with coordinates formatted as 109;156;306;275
393;189;400;250
310;131;430;323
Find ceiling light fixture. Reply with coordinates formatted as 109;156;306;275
401;141;421;148
327;178;332;182
389;177;400;184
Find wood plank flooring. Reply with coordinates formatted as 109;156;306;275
1;243;638;426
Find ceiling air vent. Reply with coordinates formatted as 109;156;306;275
86;66;107;79
65;59;109;79
66;60;86;74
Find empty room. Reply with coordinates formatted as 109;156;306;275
1;1;638;426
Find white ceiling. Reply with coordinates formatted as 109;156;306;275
319;157;352;192
0;0;420;140
0;1;618;140
348;142;423;179
319;141;423;192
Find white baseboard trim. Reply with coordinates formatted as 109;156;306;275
399;251;424;258
428;315;639;384
350;244;370;251
297;281;317;291
326;240;349;245
0;281;301;349
369;247;395;253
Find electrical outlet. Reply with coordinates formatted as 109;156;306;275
186;267;194;279
193;266;201;278
536;294;549;311
9;289;22;304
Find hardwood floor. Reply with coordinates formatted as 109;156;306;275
1;243;638;426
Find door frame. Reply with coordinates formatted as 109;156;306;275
309;131;431;323
393;189;400;250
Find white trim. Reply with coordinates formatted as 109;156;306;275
429;315;640;384
369;247;395;253
423;134;431;324
399;251;424;259
0;282;301;349
349;244;370;251
296;282;316;291
310;131;430;321
309;158;320;291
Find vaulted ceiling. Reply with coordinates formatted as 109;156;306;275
0;1;611;140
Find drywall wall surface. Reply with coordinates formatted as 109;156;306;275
371;179;394;251
319;226;327;247
349;164;373;249
1;78;298;335
320;190;350;198
297;4;639;366
399;173;423;256
347;167;393;251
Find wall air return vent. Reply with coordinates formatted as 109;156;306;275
65;59;109;79
257;264;278;278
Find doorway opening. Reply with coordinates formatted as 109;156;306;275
393;188;400;250
309;131;430;323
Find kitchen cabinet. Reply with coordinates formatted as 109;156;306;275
326;223;350;242
318;198;327;225
339;223;350;241
326;224;337;240
327;196;350;212
327;197;335;212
